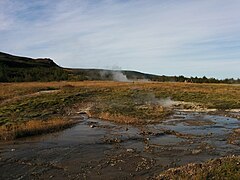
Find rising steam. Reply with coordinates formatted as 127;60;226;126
99;69;131;82
112;71;130;82
144;93;175;108
157;97;175;107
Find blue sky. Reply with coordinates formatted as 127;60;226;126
0;0;240;79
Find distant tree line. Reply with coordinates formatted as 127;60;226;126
150;75;240;84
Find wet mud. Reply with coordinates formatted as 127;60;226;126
0;111;239;179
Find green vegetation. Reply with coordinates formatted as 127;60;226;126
87;89;172;124
0;81;239;127
0;88;92;125
0;65;69;82
152;84;240;109
0;86;171;126
0;52;69;82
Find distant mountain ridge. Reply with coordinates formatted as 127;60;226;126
0;51;159;82
0;52;58;68
0;51;239;83
0;52;68;82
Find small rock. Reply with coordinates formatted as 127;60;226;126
16;175;23;180
205;145;212;150
192;149;202;155
145;146;150;150
11;149;15;152
90;124;96;128
126;148;134;153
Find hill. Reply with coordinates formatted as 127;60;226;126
0;51;239;83
0;52;58;68
65;68;155;81
0;52;68;82
0;51;159;82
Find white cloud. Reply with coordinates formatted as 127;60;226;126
0;0;240;78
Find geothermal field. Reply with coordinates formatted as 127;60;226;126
0;81;239;179
1;1;240;179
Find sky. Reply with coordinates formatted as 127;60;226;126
0;0;240;79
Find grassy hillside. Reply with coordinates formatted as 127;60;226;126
65;68;155;81
0;52;58;67
0;52;69;82
0;52;162;82
0;52;158;82
0;52;239;83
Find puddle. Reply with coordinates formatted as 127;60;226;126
0;111;239;179
150;135;184;145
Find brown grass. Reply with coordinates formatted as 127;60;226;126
90;106;171;125
0;81;239;138
228;128;240;145
156;155;240;180
0;118;77;140
96;112;139;124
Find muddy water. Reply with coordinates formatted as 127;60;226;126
0;112;239;179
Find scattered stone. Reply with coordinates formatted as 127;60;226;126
192;149;202;155
145;146;150;150
16;175;24;180
127;148;134;153
90;124;96;128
